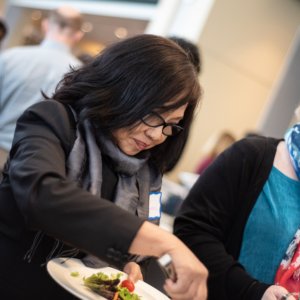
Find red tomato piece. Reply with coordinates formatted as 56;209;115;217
121;279;135;292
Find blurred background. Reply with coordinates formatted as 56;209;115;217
0;0;300;186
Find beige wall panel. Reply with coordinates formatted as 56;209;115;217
200;0;300;85
168;51;269;180
0;0;6;15
167;0;300;181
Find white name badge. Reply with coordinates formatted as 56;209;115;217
148;192;162;220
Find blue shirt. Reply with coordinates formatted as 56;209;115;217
0;39;82;151
238;166;300;284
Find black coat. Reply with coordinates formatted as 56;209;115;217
174;136;281;300
0;100;144;299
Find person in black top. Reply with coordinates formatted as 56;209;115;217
175;134;300;300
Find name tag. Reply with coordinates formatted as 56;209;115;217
148;192;162;220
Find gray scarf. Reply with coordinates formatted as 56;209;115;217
67;120;162;219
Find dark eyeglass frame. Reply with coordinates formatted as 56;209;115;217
141;111;184;137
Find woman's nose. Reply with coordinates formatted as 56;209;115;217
146;126;164;141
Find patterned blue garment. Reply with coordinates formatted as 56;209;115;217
285;124;300;180
273;123;300;295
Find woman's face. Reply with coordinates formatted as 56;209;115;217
112;104;188;156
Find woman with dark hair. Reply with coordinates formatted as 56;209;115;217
0;34;207;299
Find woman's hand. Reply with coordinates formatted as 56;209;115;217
262;285;296;300
123;261;143;282
163;245;208;300
129;221;208;300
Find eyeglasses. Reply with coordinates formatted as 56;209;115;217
141;112;184;137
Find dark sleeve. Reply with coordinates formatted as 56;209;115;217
174;138;271;300
8;100;144;263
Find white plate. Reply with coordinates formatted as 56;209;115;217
47;257;170;300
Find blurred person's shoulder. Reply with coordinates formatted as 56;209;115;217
0;44;40;60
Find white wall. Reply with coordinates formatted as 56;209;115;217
168;0;300;181
145;0;214;43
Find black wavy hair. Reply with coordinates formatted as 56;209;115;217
50;34;201;172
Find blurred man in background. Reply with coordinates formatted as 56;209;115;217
0;5;83;172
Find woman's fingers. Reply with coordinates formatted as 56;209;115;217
162;253;208;300
164;274;207;300
262;285;296;300
122;261;143;282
